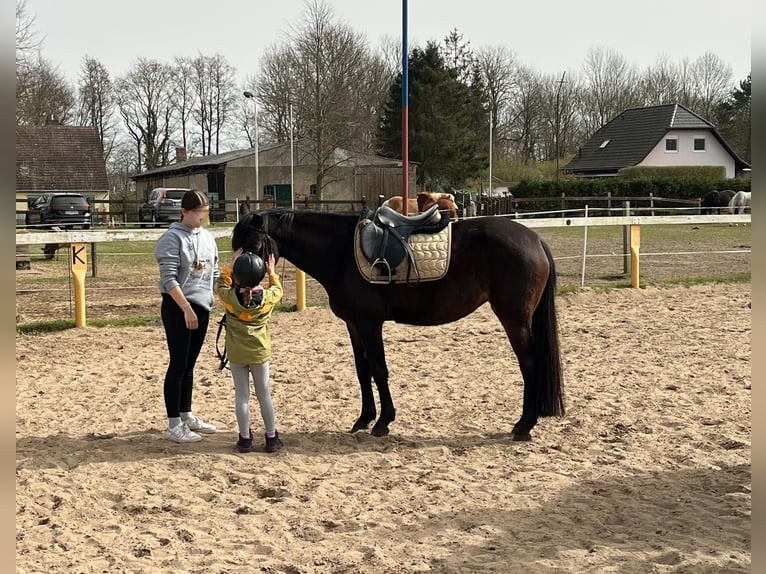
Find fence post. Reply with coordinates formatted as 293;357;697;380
649;192;655;216
623;201;630;274
560;193;565;218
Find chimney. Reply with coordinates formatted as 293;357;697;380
175;146;187;163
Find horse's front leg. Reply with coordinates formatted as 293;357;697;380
346;323;376;433
356;321;394;437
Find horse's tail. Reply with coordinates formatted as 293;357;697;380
532;240;565;417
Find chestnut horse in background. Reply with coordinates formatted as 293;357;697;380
382;192;459;219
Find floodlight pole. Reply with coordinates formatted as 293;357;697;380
243;91;259;200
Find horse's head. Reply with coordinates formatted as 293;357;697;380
232;211;280;262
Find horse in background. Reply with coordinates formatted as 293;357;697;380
728;190;751;215
382;192;458;219
702;190;735;215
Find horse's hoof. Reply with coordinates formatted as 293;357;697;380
350;419;372;433
511;432;532;442
370;424;390;437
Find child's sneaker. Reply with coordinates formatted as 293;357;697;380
183;414;216;434
264;431;283;453
237;429;254;453
166;422;202;443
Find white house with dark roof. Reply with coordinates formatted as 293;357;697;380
563;103;750;179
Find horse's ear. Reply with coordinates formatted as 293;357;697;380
232;211;266;252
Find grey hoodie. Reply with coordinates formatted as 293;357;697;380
155;222;220;311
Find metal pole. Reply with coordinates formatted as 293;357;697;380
243;91;259;201
289;103;294;209
401;0;409;214
488;108;493;196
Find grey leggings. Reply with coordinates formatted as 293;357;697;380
230;361;276;437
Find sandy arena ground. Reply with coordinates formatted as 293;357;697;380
16;275;750;572
16;221;751;572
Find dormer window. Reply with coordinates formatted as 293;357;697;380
665;138;678;152
599;140;610;149
693;137;705;151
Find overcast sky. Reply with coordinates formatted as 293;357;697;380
24;0;752;87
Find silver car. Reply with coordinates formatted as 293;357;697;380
138;188;190;227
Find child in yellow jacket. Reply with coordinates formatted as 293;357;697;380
217;249;283;452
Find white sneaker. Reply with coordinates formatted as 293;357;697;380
183;414;216;434
166;422;202;443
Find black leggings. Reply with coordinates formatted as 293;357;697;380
161;294;210;418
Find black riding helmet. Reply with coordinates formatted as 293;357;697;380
232;252;266;288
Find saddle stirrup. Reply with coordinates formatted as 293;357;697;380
370;258;393;284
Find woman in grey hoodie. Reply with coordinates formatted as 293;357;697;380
154;190;220;443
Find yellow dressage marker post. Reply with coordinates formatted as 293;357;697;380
296;268;306;311
70;243;87;326
630;225;640;288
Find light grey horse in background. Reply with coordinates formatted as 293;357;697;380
728;190;751;214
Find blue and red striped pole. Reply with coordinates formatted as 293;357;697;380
401;0;409;214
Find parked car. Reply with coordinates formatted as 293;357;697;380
25;193;91;229
138;187;190;227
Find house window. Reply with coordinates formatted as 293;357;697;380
309;184;318;196
693;137;706;151
599;140;610;149
263;184;275;198
665;138;678;152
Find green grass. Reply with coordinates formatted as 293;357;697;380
16;315;162;335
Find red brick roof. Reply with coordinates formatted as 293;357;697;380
16;124;109;192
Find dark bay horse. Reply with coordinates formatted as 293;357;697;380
232;208;564;440
702;190;735;215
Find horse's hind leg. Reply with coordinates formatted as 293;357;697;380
503;323;540;441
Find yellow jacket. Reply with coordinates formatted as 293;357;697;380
217;266;283;365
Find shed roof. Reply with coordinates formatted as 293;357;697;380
16;123;109;192
131;141;406;181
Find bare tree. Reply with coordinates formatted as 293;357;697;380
15;0;42;69
16;56;75;125
260;0;379;198
190;54;237;155
580;47;641;135
76;57;117;161
638;53;683;105
475;45;518;160
173;56;198;155
114;58;176;171
688;51;733;120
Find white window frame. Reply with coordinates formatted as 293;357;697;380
263;184;275;198
309;184;318;196
693;137;706;152
665;137;678;153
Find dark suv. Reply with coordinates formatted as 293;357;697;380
138;187;190;227
25;193;91;229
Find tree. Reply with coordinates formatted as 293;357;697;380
15;1;75;126
114;58;176;171
579;47;641;136
190;54;237;155
172;57;199;155
76;57;117;161
716;74;750;163
257;0;382;198
688;52;733;120
16;56;75;125
377;42;488;189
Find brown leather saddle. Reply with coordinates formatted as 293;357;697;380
358;204;450;284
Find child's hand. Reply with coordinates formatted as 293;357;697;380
231;247;244;265
265;253;275;274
